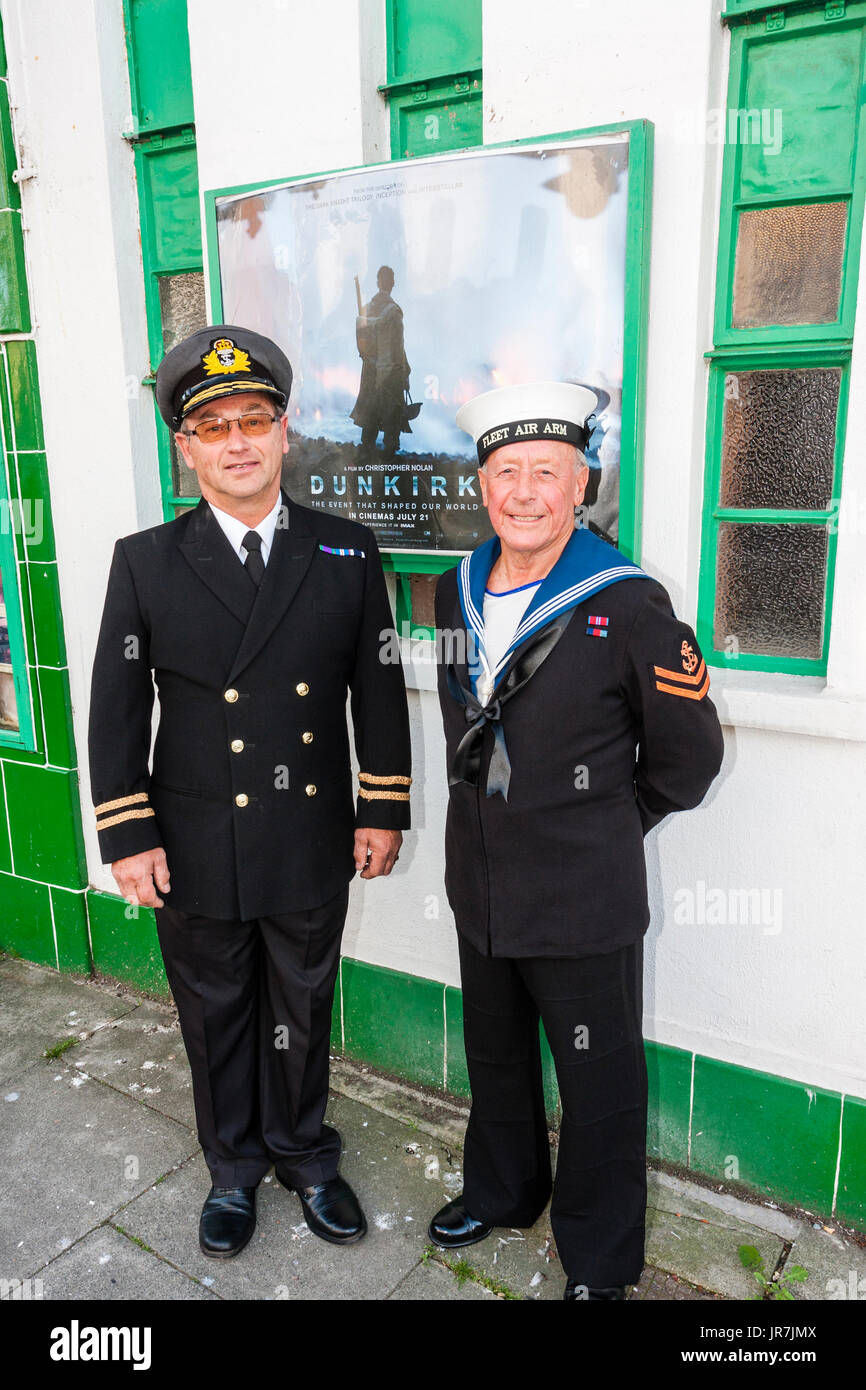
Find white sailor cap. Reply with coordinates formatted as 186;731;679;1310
456;381;600;466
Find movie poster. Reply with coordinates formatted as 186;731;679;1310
213;134;631;553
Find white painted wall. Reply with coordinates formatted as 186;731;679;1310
7;0;864;1096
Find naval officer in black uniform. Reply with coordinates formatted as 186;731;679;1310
428;382;724;1299
88;325;411;1258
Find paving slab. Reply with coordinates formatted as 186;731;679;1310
68;1001;194;1131
631;1266;723;1301
0;1061;199;1278
9;1223;218;1301
645;1194;785;1300
648;1169;803;1240
388;1258;499;1300
785;1224;866;1302
116;1094;474;1300
0;957;137;1086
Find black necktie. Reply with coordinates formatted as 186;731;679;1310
242;530;265;587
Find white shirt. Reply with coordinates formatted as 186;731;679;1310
208;494;282;567
478;581;541;705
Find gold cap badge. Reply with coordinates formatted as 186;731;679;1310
201;338;251;377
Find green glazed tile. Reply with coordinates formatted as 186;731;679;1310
7;453;54;561
4;761;86;887
0;28;7;79
0;870;55;965
0;85;20;210
15;557;35;661
835;1094;866;1231
50;885;90;972
26;561;66;667
3;340;43;451
444;984;470;1098
691;1055;841;1212
86;889;169;996
341;956;444;1089
37;665;76;769
0;210;29;332
646;1040;692;1167
0;758;12;872
330;960;343;1051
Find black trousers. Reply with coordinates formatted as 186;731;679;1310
155;887;349;1189
457;933;648;1288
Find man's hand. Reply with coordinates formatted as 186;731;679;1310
353;828;402;880
111;848;171;909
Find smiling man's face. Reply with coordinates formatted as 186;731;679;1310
478;439;589;560
174;390;288;518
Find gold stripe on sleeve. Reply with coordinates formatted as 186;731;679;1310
94;792;150;815
95;807;157;831
358;772;412;786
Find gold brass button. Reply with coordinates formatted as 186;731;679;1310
235;793;249;808
296;682;310;696
305;783;317;797
231;739;244;753
224;688;239;703
302;731;314;744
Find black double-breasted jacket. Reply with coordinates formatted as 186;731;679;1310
435;556;725;958
88;491;411;921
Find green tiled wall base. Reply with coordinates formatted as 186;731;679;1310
331;957;866;1232
0;872;89;970
86;889;169;997
341;957;444;1089
4;762;85;885
691;1055;841;1213
837;1095;866;1229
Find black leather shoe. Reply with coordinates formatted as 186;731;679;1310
564;1280;627;1300
199;1185;256;1258
279;1173;367;1245
428;1195;493;1249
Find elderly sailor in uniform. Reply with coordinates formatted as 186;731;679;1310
88;325;411;1260
428;381;724;1300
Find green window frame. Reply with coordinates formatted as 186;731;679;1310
380;0;482;164
0;48;37;750
123;0;205;522
699;1;866;675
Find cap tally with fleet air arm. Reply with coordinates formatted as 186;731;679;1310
154;324;294;430
456;381;601;465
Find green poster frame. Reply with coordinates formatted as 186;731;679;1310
201;120;654;586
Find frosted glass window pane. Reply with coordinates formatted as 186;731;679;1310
159;272;206;352
720;368;839;510
714;522;826;660
0;569;19;732
409;573;437;627
159;273;206;499
732;202;846;328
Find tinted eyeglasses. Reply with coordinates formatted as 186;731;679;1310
182;412;278;444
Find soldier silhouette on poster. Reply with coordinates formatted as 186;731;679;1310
350;266;416;458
